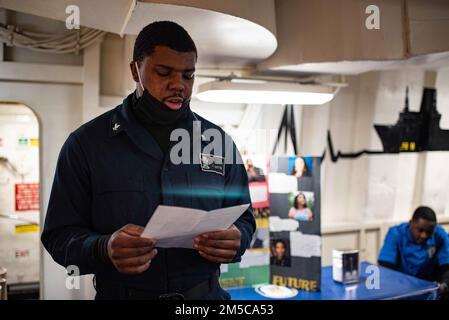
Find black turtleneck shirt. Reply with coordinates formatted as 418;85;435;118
131;92;189;154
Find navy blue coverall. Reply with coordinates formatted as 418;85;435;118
41;93;256;299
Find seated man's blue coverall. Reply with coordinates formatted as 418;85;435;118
378;222;449;286
41;93;256;299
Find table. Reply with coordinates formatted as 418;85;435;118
227;262;439;300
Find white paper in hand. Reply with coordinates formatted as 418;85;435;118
141;203;249;249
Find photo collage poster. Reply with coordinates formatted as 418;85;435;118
219;153;271;288
269;156;321;292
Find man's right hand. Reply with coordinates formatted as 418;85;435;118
107;224;157;274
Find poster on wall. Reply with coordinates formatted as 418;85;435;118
219;154;271;288
15;183;40;211
269;156;321;292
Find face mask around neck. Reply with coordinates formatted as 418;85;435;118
133;61;190;126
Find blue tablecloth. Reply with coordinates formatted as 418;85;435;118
227;262;439;300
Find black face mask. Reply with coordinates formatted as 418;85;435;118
132;89;190;126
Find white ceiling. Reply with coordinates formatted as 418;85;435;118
265;51;449;76
1;0;448;75
0;0;278;68
0;0;133;34
124;2;277;67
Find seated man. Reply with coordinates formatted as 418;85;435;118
378;206;449;299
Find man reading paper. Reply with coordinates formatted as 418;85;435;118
41;21;255;300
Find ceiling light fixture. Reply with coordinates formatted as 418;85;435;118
196;80;337;105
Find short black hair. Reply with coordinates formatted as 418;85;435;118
133;21;197;62
412;206;437;223
293;192;308;209
273;239;286;248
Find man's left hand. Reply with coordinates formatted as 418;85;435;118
194;225;241;263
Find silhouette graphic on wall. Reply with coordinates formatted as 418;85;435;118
325;87;449;162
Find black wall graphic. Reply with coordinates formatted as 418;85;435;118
326;87;449;162
375;87;449;153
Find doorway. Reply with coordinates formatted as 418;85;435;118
0;102;40;299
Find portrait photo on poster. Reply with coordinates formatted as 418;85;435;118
243;153;267;183
288;191;314;222
288;156;313;178
269;155;315;192
270;238;291;267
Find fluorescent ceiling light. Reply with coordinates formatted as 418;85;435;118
230;79;268;84
196;80;335;105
